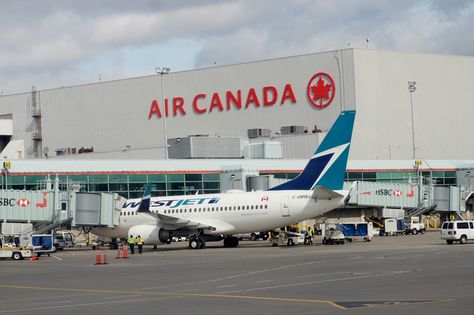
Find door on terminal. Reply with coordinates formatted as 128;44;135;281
280;196;290;217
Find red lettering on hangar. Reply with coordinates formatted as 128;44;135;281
148;84;297;119
148;73;335;119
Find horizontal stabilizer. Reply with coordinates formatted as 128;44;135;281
312;186;344;200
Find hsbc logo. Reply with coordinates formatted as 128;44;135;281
17;198;31;207
148;72;336;119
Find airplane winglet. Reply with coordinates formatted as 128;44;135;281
137;183;152;213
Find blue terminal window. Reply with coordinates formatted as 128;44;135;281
109;174;127;183
185;174;202;181
148;174;166;182
203;173;219;181
129;174;147;183
167;174;185;182
89;175;108;183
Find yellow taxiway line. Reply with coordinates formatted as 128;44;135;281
0;284;346;310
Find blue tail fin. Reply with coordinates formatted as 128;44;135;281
137;183;152;212
269;110;355;191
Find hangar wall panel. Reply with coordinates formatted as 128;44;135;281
353;50;474;159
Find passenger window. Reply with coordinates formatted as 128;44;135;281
251;205;254;210
260;205;263;209
470;222;474;229
246;206;249;210
458;222;469;229
238;206;240;210
448;222;453;229
265;205;268;209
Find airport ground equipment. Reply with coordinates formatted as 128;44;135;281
0;235;34;260
322;229;345;245
271;230;305;246
405;216;426;235
54;231;75;250
441;220;474;244
379;218;405;236
31;234;55;256
334;222;373;242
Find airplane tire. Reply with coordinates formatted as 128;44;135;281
189;238;200;249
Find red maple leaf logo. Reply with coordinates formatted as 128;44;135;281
310;78;332;102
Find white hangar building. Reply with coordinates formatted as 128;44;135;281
0;48;473;161
1;48;474;220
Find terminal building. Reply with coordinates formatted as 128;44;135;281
1;48;474;224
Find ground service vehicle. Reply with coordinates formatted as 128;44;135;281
0;235;33;260
441;221;474;244
271;231;305;246
405;216;426;235
322;229;345;245
380;218;405;236
54;231;75;250
32;234;55;256
236;232;269;241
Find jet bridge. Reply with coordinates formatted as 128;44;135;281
344;181;421;209
0;177;122;233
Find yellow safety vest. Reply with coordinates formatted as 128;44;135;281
128;237;135;245
136;238;144;245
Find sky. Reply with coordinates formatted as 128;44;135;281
1;0;473;95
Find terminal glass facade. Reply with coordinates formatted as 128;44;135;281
1;173;221;199
261;170;457;187
1;170;457;198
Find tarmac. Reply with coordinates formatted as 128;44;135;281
1;231;474;315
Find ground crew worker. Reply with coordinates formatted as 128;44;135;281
136;235;144;254
306;227;314;245
128;234;135;254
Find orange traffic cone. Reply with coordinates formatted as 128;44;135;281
122;245;129;259
30;256;39;261
103;250;108;265
94;249;101;265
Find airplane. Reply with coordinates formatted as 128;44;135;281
92;110;356;249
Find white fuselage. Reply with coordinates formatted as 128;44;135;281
92;189;347;242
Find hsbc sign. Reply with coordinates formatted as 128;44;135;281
148;72;336;119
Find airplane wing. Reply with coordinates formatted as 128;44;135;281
311;186;344;200
154;213;235;234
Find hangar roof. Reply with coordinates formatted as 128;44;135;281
3;159;473;175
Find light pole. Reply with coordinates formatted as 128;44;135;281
408;81;417;159
156;67;171;159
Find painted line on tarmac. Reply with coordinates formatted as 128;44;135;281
0;297;152;313
218;270;412;294
138;260;327;290
0;283;346;311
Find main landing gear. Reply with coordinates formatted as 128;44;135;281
223;236;239;248
189;231;206;249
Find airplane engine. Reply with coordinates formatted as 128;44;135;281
128;225;169;244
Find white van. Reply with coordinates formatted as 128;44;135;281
441;221;474;244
